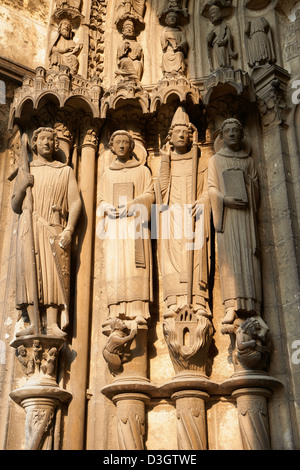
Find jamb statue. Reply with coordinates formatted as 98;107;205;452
11;127;82;337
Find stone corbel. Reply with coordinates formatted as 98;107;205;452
221;316;283;450
161;309;217;450
252;64;290;129
9;335;71;450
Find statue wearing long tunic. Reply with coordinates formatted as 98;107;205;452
207;5;236;71
208;119;262;324
12;127;82;337
161;10;188;77
156;107;211;318
116;19;144;82
98;131;154;325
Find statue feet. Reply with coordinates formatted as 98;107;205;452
15;324;36;337
222;308;237;324
48;324;67;338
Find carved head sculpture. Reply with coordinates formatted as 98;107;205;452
109;130;135;161
165;10;179;28
58;18;73;39
122;19;136;39
208;5;222;25
220;118;244;152
167;106;194;153
31;127;60;161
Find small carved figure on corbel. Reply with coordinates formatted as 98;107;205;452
235;317;271;371
32;340;43;369
41;347;58;376
49;17;83;76
102;319;137;375
160;10;189;78
115;18;144;83
207;5;237;72
16;345;35;376
245;17;276;69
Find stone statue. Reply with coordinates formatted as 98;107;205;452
207;5;237;71
116;0;146;20
49;18;83;75
97;130;154;326
208;118;261;324
245;17;276;69
116;18;144;82
156;106;211;319
102;319;137;375
235;317;270;370
161;10;188;77
11;127;82;337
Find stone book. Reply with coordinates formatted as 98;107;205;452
222;169;248;203
113;182;134;207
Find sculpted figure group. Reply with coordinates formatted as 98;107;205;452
12;113;264;381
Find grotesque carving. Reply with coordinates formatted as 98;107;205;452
207;5;237;71
160;10;189;77
235;316;271;370
116;18;144;83
98;130;154;328
208;118;261;325
245;17;276;69
11;128;81;338
102;319;137;375
49;18;83;75
156;106;211;320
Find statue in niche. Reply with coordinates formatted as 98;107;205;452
102;319;137;375
11;128;82;337
160;10;189;77
116;0;146;20
207;5;237;71
97;130;154;326
49;17;83;75
245;17;276;69
156;106;211;319
116;18;144;83
208;118;261;325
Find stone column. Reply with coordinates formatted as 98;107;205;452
9;335;71;450
66;117;98;450
232;387;272;450
172;390;209;450
113;392;150;451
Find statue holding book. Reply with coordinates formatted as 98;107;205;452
97;130;154;326
208;118;262;325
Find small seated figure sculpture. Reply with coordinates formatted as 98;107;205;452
49;18;82;75
102;319;137;375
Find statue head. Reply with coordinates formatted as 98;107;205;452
31;127;60;161
109;130;135;161
58;18;73;39
165;10;178;27
122;19;136;39
220;118;243;152
167;106;194;153
208;5;222;25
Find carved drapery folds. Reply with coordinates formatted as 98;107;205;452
6;0;292;452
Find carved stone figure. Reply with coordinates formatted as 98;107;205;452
245;17;276;69
116;0;146;20
235;316;270;370
161;10;188;77
207;5;237;71
116;18;144;82
16;344;35;376
12;128;82;337
102;319;137;375
156;106;211;319
97;130;154;326
208;118;261;324
49;18;83;75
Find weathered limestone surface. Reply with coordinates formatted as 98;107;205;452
0;0;300;451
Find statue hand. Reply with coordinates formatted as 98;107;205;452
224;196;247;209
58;229;72;250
